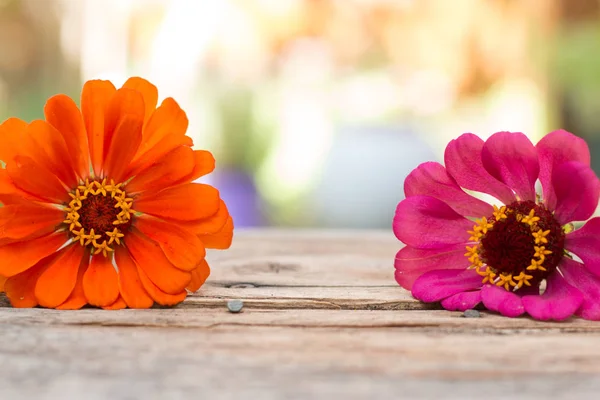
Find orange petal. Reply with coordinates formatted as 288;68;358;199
187;259;210;292
0;195;23;206
0;274;6;292
81;79;117;176
0;168;43;204
103;114;143;182
0;203;64;241
83;254;119;307
188;150;215;181
122;77;158;125
44;94;90;179
7;156;70;204
35;244;85;308
27;120;78;188
102;295;127;310
170;200;230;235
0;118;28;164
135;183;220;221
125;229;191;294
56;254;90;310
135;216;206;271
128;134;193;177
3;253;58;308
136;97;188;158
137;265;187;306
114;246;153;309
103;88;145;163
126;146;196;195
199;216;234;249
0;231;68;277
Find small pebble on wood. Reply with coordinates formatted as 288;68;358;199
463;309;480;318
227;299;244;313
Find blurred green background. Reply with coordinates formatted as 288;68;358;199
1;0;599;228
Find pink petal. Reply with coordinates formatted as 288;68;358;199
480;131;539;202
393;195;473;249
480;284;525;317
404;161;493;218
522;271;583;321
394;244;470;290
444;133;515;204
560;258;600;321
411;268;483;303
553;161;600;224
565;217;600;278
440;290;482;311
537;129;591;211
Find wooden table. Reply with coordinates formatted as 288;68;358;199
1;230;599;399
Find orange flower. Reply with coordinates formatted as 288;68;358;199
0;77;233;309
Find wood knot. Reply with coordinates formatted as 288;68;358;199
228;283;257;289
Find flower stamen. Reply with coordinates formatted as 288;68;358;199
492;205;507;220
106;228;125;245
496;273;515;291
521;209;540;226
532;229;551;244
513;271;534;289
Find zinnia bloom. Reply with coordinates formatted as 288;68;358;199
394;130;600;321
0;77;233;309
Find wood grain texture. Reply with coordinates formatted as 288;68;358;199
1;229;599;400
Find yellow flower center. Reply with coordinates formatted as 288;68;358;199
63;178;134;257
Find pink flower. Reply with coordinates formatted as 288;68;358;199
393;130;600;321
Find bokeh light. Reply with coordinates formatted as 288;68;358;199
1;0;599;227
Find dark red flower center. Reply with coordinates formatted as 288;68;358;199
465;200;565;291
63;179;134;257
78;194;131;244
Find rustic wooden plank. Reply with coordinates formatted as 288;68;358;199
1;308;599;332
186;285;426;310
1;308;600;332
1;229;599;399
204;229;399;286
1;308;599;399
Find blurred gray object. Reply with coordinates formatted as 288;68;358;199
312;125;436;229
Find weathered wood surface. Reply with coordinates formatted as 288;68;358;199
1;229;600;400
